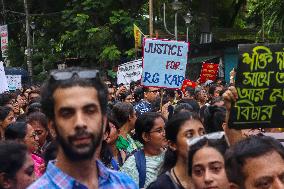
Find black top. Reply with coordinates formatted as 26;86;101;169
147;171;184;189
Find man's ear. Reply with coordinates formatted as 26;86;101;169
48;120;56;138
102;116;107;133
142;132;150;143
0;172;13;189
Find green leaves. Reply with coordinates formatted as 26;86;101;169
99;45;121;62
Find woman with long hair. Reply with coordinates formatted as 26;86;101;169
121;112;167;188
147;112;205;189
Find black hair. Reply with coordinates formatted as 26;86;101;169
0;141;27;180
160;112;202;174
188;137;228;176
185;86;195;97
40;67;108;121
0;106;13;121
173;103;193;115
177;99;200;114
0;93;13;106
118;91;131;102
133;87;144;103
203;105;226;133
27;102;42;115
4;122;27;141
42;140;58;166
225;135;284;188
111;102;134;128
134;112;164;144
27;112;48;131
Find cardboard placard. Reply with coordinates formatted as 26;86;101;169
141;38;189;89
229;44;284;129
117;59;142;86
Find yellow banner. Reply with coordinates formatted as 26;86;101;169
134;24;142;49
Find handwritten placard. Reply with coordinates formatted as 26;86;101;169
142;38;189;89
117;59;142;86
6;75;22;91
229;44;284;129
199;63;219;83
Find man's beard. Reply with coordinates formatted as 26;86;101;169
54;123;104;161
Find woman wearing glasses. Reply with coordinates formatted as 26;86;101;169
188;135;230;189
147;111;205;189
121;112;167;188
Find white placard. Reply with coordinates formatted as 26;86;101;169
117;59;142;86
0;61;8;93
6;75;22;91
0;25;8;58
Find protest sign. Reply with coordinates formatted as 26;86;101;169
142;38;189;89
6;75;22;91
229;44;284;129
0;25;8;58
181;79;196;95
199;62;219;83
117;59;142;86
0;61;8;93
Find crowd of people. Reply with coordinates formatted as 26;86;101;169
0;67;283;189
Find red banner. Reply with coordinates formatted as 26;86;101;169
199;63;219;83
181;79;197;95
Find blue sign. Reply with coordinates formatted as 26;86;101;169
142;38;189;88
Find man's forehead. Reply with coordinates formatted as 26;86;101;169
243;151;284;178
53;86;99;106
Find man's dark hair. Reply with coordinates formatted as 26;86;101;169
0;141;27;179
111;102;134;128
225;136;284;188
40;67;108;120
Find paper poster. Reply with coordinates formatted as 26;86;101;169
0;61;8;93
6;75;22;91
142;38;189;89
117;59;142;86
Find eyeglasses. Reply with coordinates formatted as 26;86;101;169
50;70;99;80
149;127;165;134
187;131;227;146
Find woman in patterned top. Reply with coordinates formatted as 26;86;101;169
121;112;168;188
